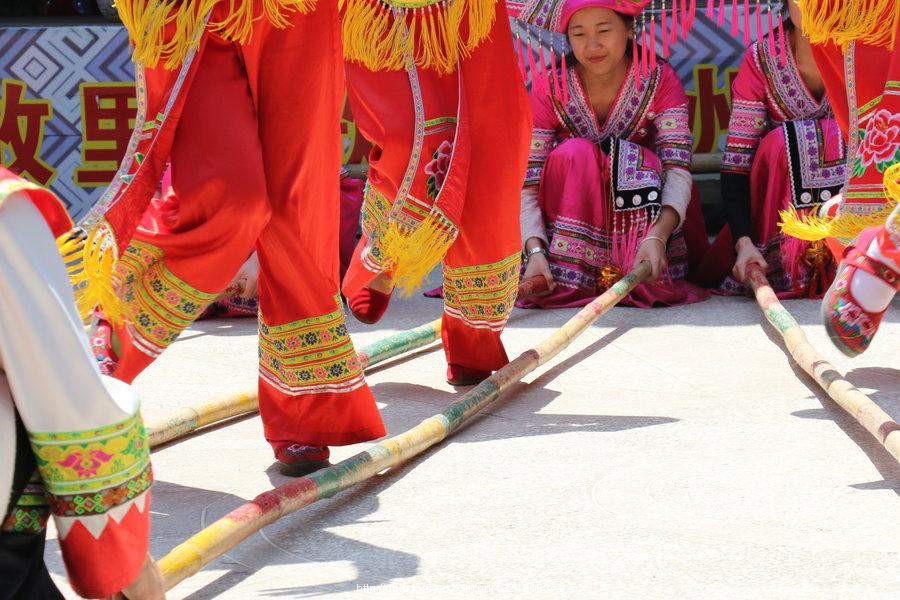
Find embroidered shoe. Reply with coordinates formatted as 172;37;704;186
90;318;119;376
347;287;392;324
822;228;900;357
446;363;491;387
273;442;330;476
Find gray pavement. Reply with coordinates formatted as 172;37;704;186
47;279;900;599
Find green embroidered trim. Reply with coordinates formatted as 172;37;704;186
29;412;150;497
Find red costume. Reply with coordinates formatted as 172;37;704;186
341;1;532;376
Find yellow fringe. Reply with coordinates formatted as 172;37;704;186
115;0;316;69
379;213;458;295
885;162;900;201
338;0;496;74
56;225;125;325
796;0;900;50
780;164;900;243
779;200;899;243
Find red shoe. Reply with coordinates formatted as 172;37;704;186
822;227;900;357
273;442;330;476
347;287;392;324
90;317;118;376
446;363;491;386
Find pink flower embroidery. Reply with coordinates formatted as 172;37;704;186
424;140;454;199
314;367;328;380
152;326;167;340
58;450;114;478
859;109;900;167
320;331;333;343
837;301;874;333
164;291;180;305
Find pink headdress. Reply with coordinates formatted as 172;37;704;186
508;0;695;89
557;0;652;32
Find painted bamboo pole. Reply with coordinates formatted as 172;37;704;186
156;262;650;590
517;274;550;300
146;318;443;448
746;263;900;463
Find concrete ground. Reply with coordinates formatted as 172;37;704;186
47;278;900;599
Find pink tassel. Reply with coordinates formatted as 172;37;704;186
742;0;751;45
526;39;542;94
706;0;713;18
777;13;787;65
766;7;776;55
755;0;763;43
681;0;689;40
550;48;562;99
515;34;528;83
661;3;670;57
537;41;549;94
717;0;726;26
640;26;648;77
730;0;738;35
632;32;640;77
670;0;678;46
650;17;658;70
561;53;570;104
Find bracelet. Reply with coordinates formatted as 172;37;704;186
639;235;667;248
524;245;548;262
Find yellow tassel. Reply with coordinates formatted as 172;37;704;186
115;0;315;69
56;225;125;325
885;162;900;201
339;0;496;74
779;200;899;244
379;212;458;295
796;0;900;50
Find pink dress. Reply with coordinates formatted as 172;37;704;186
520;59;710;308
701;28;847;298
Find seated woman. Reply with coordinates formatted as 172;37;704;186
519;0;710;309
700;1;846;297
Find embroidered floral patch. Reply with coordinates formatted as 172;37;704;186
258;307;366;395
443;254;520;331
116;240;218;357
424;140;454;200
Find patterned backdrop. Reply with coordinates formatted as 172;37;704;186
1;14;760;221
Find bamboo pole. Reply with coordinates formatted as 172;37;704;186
156;262;650;590
146;318;443;448
746;264;900;463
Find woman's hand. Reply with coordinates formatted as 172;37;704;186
115;553;165;600
522;251;555;294
732;236;767;284
225;252;259;299
634;236;668;282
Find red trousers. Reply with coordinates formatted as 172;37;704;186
111;2;385;447
343;3;532;372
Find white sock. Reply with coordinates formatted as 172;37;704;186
848;237;898;313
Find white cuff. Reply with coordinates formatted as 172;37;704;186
520;186;548;247
660;168;692;229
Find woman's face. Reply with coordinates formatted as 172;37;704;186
567;7;632;77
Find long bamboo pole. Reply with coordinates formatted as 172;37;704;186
747;263;900;463
146;318;443;448
156;262;650;590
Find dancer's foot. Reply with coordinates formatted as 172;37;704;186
347;274;394;324
273;442;330;476
90;315;119;375
446;363;491;387
822;227;899;356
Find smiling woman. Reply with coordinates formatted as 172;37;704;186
515;0;711;309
